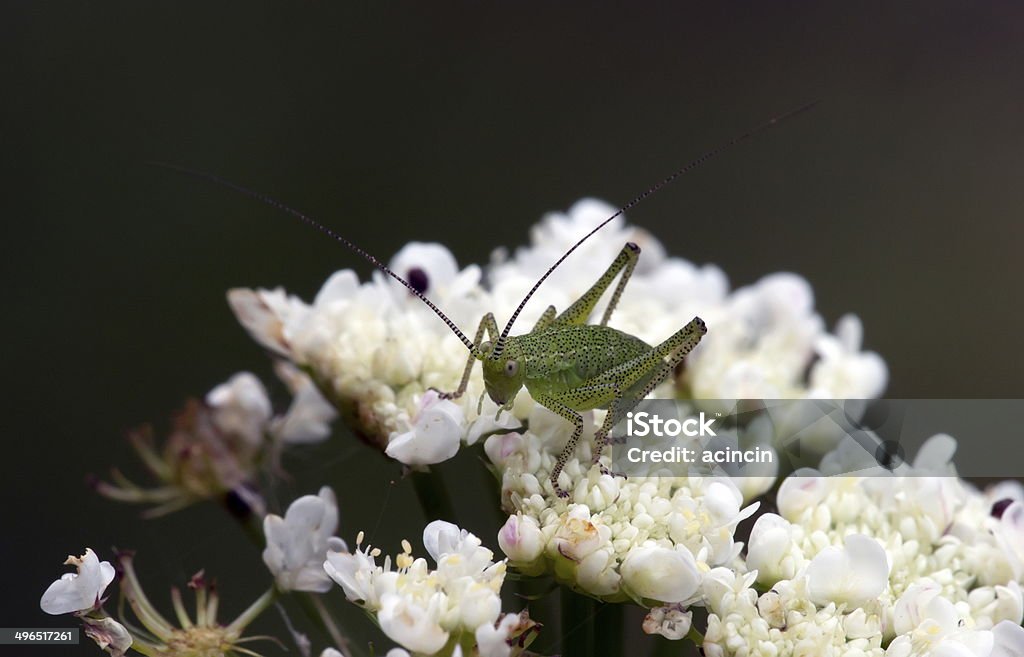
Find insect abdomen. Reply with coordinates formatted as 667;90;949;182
518;325;651;399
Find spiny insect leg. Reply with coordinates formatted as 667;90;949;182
553;242;640;327
438;313;499;400
592;317;706;394
541;381;620;497
533;393;586;498
599;243;640;326
634;317;708;399
578;317;707;467
591;384;625;476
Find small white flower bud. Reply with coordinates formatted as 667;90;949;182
757;590;786;629
498;515;544;563
620;544;700;603
81;616;132;657
642;603;692;640
747;514;799;585
776;472;828;520
576;549;621;597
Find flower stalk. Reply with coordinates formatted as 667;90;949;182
410;468;457;523
560;588;595;657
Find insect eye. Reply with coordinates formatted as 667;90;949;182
480;341;492;354
505;359;519;377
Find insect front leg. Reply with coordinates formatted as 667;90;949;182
532;393;586;498
591;384;626;475
538;381;621;497
437;312;499;400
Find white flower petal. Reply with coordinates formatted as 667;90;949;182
263;487;343;592
206;372;273;446
422;520;465;563
227;287;305;357
992;621;1024;657
40;548;115;615
385;391;464;466
747;514;799;585
377;593;450;655
387;242;460;300
806;534;889;608
270;362;337;445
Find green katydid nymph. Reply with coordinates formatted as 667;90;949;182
155;102;815;498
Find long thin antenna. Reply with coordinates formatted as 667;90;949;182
491;100;819;357
149;161;480;355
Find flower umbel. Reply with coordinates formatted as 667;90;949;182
95;369;335;518
324;521;536;656
115;552;278;657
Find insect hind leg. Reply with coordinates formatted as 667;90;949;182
531;305;558;332
634;317;707;399
582;317;708;469
553;242;640;327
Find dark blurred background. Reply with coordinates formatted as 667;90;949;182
3;2;1023;656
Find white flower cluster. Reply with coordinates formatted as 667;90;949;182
42;548;282;657
209;365;338;448
749;472;1024;611
700;566;1024;657
701;565;887;657
225;198;890;623
228;198;886;469
490;404;757;602
97;366;336;516
323;521;533;657
705;442;1024;657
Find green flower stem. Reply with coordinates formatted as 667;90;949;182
560;588;595;657
310;593;352;656
594;603;624;657
411;467;457;522
650;636;680;657
118;556;176;638
219;497;360;655
227;587;277;634
122;634;162;657
169;587;193;629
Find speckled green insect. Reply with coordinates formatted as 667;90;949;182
159;103;812;498
441;243;706;497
